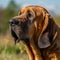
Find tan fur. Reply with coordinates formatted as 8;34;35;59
13;6;60;60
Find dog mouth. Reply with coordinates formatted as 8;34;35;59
11;27;20;44
10;26;30;44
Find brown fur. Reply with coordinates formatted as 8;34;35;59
12;6;60;60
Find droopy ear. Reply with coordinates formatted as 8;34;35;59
44;16;58;43
38;32;51;48
38;11;57;48
37;12;50;48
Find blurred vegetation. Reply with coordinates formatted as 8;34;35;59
0;0;60;60
0;0;19;33
0;33;28;60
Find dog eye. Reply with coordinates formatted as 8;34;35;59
27;10;32;18
28;12;32;17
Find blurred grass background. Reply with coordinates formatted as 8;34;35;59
0;0;60;60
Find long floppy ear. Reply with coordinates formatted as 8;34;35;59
45;17;58;43
38;10;57;48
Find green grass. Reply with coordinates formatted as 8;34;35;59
0;34;28;60
0;47;4;54
5;45;20;54
0;44;28;60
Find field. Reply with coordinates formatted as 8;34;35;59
0;17;60;60
0;34;29;60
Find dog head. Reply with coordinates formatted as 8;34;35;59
9;6;37;43
9;6;57;45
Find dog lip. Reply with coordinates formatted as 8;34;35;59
11;28;22;44
11;26;15;31
10;26;21;39
11;27;19;39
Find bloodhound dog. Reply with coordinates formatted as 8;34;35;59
9;6;60;60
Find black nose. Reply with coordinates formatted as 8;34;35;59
9;19;16;26
9;19;20;26
9;20;13;24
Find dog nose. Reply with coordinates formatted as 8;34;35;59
9;19;15;25
9;19;20;26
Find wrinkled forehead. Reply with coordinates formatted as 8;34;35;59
18;7;34;15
